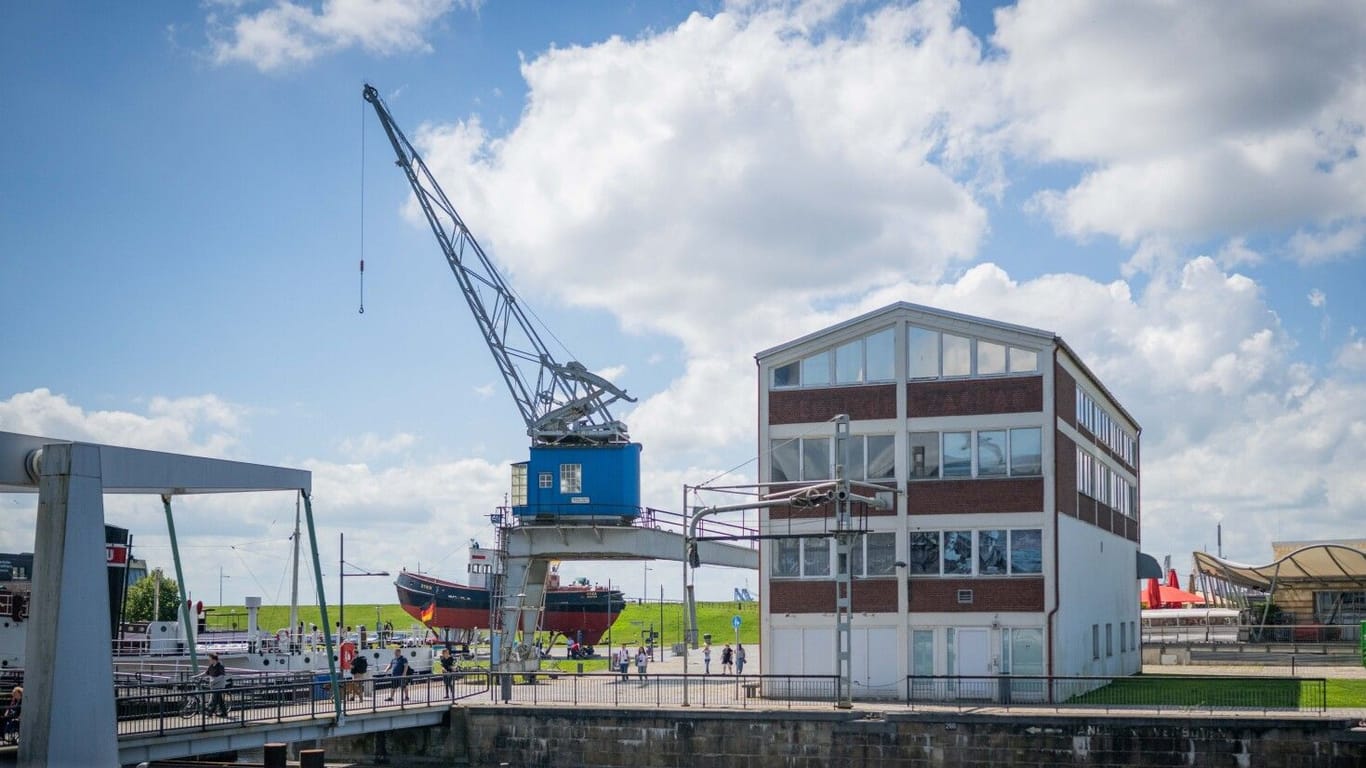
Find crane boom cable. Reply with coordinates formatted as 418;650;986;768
359;96;366;314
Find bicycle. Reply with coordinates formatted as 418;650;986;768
178;678;230;718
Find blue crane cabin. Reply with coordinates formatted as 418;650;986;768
510;443;642;523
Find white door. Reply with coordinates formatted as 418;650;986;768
954;628;991;699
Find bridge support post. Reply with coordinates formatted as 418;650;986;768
20;443;120;767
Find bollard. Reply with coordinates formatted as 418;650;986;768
299;747;325;768
263;743;287;768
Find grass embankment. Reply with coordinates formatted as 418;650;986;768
1070;676;1366;709
203;599;760;672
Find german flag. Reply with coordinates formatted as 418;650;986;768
420;601;436;623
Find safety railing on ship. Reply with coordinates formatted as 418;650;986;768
901;674;1328;714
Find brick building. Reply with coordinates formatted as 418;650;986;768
755;302;1141;697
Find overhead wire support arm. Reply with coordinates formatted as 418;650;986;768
361;84;634;445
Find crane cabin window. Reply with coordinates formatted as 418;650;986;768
560;464;582;494
511;464;528;507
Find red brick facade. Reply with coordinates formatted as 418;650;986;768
769;578;900;613
907;376;1042;418
769;384;897;424
905;477;1044;515
908;577;1045;612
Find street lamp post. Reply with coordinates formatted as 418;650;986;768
218;566;230;607
339;532;390;642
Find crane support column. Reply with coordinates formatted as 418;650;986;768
833;415;855;709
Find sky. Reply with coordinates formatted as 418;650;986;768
2;0;1364;611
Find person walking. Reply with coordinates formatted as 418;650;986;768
735;643;747;675
348;650;370;700
635;645;648;681
702;642;712;675
384;648;409;701
438;647;457;698
721;643;734;675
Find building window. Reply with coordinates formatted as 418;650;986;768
908;531;940;575
942;531;973;575
909;432;940;479
1010;428;1042;476
907;324;1041;381
977;530;1007;575
802;437;831;481
538;472;553;489
910;428;1042;481
1106;623;1113;657
559;464;582;494
942;333;972;377
851;532;898;576
977;341;1006;375
772;539;800;578
1092;624;1100;660
803;537;831;576
771;437;832;482
1009;529;1043;574
511;464;528;507
770;326;896;389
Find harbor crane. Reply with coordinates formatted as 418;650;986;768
363;83;645;671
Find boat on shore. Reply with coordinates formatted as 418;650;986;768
395;544;625;646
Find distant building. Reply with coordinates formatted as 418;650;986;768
755;302;1141;697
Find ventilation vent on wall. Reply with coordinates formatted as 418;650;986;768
956;589;974;604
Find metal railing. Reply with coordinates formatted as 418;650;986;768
902;675;1328;714
480;671;837;709
115;670;489;738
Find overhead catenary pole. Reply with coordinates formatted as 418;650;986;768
289;492;301;648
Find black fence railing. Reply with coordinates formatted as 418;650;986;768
902;675;1328;713
115;670;489;738
480;672;837;708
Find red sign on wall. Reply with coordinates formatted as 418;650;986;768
106;543;128;567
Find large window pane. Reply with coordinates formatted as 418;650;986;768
942;334;971;376
1009;347;1038;374
978;530;1007;575
802;437;831;481
1009;427;1042;476
772;361;800;388
866;328;894;382
1010;628;1044;675
1010;529;1043;574
912;630;934;675
842;436;866;480
942;432;972;477
909;432;939;480
802;351;831;387
977;430;1007;477
977;341;1006;375
803;537;830;576
908;531;939;575
771;439;800;483
908;327;939;378
866;435;895;480
866;532;897;575
772;539;800;577
835;339;863;384
943;531;973;574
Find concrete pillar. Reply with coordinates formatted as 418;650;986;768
299;747;326;768
20;442;119;767
263;742;288;768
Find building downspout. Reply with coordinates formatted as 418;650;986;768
1047;503;1060;683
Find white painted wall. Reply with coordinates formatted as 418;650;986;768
1054;514;1141;677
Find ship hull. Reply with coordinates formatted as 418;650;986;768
395;571;624;646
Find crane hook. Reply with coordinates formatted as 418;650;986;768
358;258;365;314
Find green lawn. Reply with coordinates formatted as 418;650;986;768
204;598;760;649
1069;676;1366;709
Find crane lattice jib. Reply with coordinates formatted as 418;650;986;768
363;85;633;445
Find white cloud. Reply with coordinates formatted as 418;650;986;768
208;0;468;72
337;431;417;460
996;0;1366;243
1308;289;1327;309
1289;223;1366;265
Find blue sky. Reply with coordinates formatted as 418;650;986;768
2;0;1364;608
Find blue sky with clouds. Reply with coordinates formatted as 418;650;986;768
3;0;1364;607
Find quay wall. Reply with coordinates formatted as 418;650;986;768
325;706;1366;767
